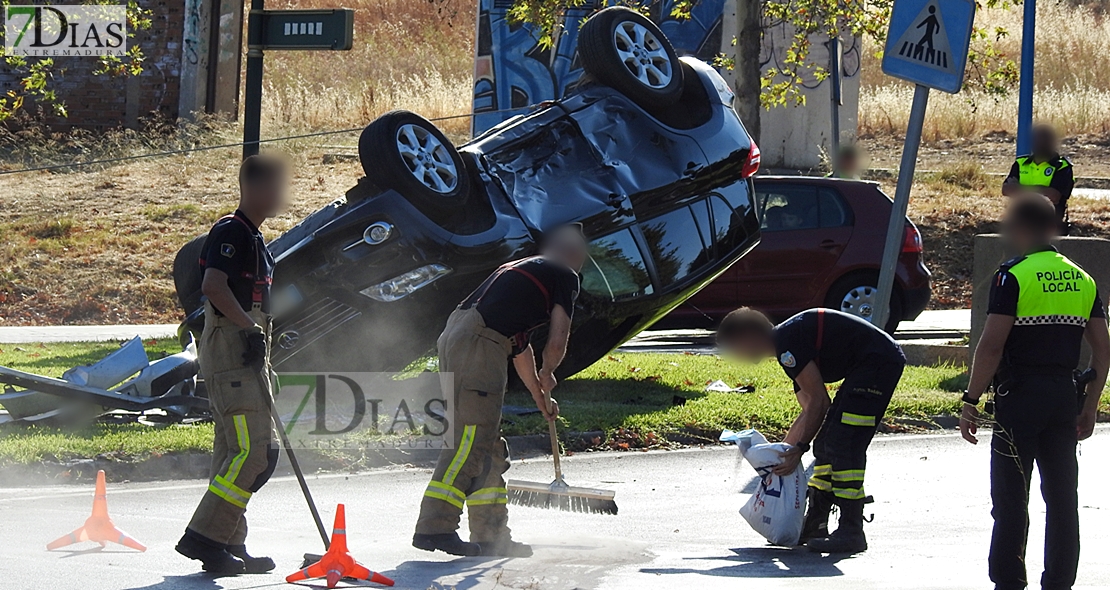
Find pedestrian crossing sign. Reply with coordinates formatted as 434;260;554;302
882;0;976;93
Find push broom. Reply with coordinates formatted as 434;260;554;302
506;391;618;514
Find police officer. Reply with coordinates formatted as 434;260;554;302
412;225;588;558
717;306;906;554
961;194;1108;590
175;155;289;574
1003;124;1075;231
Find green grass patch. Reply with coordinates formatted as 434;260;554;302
0;340;183;378
500;353;969;442
0;343;1101;464
0;423;214;464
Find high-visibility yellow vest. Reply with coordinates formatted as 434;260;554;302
1015;156;1070;189
1006;250;1097;326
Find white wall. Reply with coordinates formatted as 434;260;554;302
719;0;862;170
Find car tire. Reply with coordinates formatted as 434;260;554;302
173;233;208;315
824;273;903;334
358;110;470;221
578;6;684;110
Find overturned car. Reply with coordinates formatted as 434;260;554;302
176;7;762;377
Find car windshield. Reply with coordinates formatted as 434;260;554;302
581;229;653;301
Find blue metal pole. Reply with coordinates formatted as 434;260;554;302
1016;0;1036;155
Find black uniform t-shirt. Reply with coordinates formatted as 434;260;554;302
772;309;905;383
200;210;275;315
465;256;580;355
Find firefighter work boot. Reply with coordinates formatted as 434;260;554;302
413;532;482;557
807;499;868;555
477;537;533;558
228;544;276;573
175;531;246;574
799;488;835;545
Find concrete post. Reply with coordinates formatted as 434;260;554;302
211;0;244;117
178;0;214;120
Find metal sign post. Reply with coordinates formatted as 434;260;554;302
829;34;842;176
1015;0;1036;155
242;8;355;159
874;0;976;329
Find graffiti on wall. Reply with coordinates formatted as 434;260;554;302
183;0;207;66
471;0;726;135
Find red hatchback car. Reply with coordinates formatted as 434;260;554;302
665;176;931;332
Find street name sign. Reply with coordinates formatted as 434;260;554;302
259;8;354;51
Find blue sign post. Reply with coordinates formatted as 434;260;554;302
1015;0;1036;155
872;0;976;330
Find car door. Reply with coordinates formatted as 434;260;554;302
735;183;854;317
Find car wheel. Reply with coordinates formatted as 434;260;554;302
578;6;684;110
824;274;903;334
358;110;470;220
173;233;208;315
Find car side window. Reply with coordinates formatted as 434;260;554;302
757;185;819;232
581;229;654;301
641;207;711;286
710;196;743;246
818;188;852;228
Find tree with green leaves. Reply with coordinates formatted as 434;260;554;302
509;0;1018;142
0;0;151;122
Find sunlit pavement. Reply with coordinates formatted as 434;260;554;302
2;428;1108;590
0;310;971;346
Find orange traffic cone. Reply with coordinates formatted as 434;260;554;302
46;470;146;552
286;504;393;588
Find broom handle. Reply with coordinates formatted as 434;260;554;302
545;389;562;481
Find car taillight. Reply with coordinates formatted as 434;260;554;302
741;141;760;178
903;225;923;253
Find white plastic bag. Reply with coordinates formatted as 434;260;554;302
720;428;807;546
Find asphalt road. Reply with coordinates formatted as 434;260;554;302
2;428;1108;590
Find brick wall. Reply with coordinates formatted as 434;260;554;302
0;0;184;129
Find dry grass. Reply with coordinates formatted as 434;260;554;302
258;0;476;140
859;2;1110;138
0;132;366;324
877;162;1110;308
859;83;1110;140
3;0;1110;324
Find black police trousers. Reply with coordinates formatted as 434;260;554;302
990;373;1079;590
808;358;903;501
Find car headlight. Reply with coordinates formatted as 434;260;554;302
360;264;451;302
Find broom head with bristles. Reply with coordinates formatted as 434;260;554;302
506;478;618;515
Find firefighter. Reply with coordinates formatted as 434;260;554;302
1002;124;1075;232
175;155;289;574
412;225;588;558
961;194;1108;590
717;306;906;554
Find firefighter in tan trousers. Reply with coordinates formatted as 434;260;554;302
413;225;589;557
175;155;289;574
